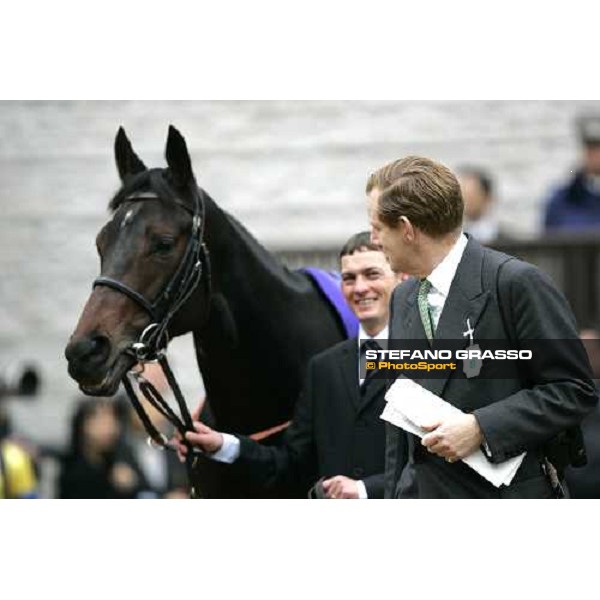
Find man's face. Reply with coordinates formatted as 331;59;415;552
340;248;397;333
368;188;410;274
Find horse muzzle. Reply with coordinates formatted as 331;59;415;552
65;332;133;396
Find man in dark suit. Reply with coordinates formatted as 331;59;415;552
366;155;598;499
175;232;404;498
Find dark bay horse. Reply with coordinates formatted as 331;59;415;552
64;126;352;497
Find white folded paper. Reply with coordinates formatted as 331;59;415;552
381;376;525;488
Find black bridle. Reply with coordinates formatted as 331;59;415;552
93;184;212;498
94;186;210;357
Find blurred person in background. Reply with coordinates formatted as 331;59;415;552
58;397;138;499
544;114;600;231
1;406;38;499
564;327;600;498
117;362;189;499
458;166;504;244
1;364;40;499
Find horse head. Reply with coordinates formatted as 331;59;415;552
65;126;207;396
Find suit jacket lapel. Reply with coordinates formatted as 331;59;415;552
358;377;387;414
435;237;490;336
422;238;490;397
339;340;361;410
393;278;424;341
341;338;387;413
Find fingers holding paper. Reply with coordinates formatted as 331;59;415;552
382;378;526;487
421;414;483;461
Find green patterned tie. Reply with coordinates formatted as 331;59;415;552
418;279;434;343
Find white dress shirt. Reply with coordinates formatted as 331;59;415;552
425;233;468;330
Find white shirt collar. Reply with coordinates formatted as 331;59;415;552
427;233;468;298
357;324;389;348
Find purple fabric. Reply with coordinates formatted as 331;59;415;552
301;267;359;339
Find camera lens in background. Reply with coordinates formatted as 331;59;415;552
0;362;41;399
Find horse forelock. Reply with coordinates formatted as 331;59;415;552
109;168;179;212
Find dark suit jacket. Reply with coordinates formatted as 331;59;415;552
565;396;600;498
386;236;597;499
234;337;393;498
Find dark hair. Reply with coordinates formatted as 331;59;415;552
372;156;464;237
66;398;119;458
339;231;379;259
457;166;494;197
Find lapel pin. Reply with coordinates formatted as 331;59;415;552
462;317;482;378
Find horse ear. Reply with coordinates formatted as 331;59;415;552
165;125;194;188
114;127;146;181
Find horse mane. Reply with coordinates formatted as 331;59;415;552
109;168;180;212
108;168;308;288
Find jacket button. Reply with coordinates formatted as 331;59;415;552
352;467;364;478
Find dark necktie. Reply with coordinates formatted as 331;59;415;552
418;278;434;343
360;339;381;394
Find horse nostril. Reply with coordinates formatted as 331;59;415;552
89;334;111;362
65;333;111;367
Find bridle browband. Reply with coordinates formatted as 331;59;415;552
92;183;212;498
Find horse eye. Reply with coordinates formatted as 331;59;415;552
153;238;175;254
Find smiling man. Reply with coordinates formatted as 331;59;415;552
175;231;405;498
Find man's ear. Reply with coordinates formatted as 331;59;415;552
400;216;415;242
114;127;147;181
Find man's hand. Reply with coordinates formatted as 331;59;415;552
170;400;224;462
322;475;361;499
421;414;483;462
185;422;224;454
171;402;201;462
